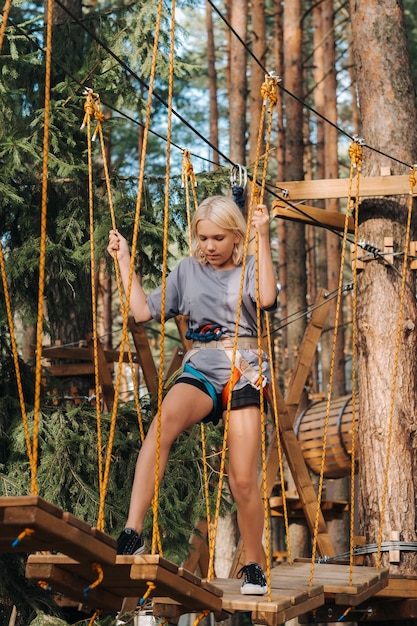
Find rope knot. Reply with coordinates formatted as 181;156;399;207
260;75;278;107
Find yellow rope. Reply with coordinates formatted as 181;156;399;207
0;0;12;53
182;150;199;252
251;73;279;602
150;0;177;556
347;140;362;584
31;0;54;495
83;90;105;507
192;610;210;626
139;581;156;606
96;0;165;533
264;314;292;563
260;73;293;565
83;563;104;597
376;164;416;568
309;140;361;587
87;610;100;626
12;527;35;547
207;74;278;595
0;243;35;470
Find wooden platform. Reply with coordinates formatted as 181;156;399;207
26;554;223;614
211;571;324;626
300;574;417;623
282;561;389;606
0;496;116;564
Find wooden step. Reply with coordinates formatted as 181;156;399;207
281;561;389;606
0;496;116;564
26;554;223;614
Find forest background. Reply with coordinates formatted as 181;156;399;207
1;0;417;624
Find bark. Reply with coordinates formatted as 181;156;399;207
229;0;247;164
283;0;308;559
248;0;266;165
350;0;417;572
323;0;346;397
274;0;287;360
283;0;306;374
206;1;220;168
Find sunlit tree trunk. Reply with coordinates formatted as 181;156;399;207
229;0;247;164
248;0;266;166
350;0;417;573
206;0;220;168
322;0;346;397
282;0;308;559
282;0;306;375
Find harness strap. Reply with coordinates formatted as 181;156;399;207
183;337;268;409
183;362;218;412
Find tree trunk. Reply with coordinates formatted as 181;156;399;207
350;0;417;573
282;0;308;559
206;0;220;168
248;0;266;166
229;0;247;164
323;0;346;397
282;0;306;373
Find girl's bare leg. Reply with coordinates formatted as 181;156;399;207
125;383;213;533
227;406;265;566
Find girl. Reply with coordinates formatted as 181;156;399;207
107;196;277;595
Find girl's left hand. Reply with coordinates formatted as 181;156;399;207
251;204;270;236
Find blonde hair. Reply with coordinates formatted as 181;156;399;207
191;196;248;265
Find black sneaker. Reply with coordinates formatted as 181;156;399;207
237;562;267;595
117;528;145;555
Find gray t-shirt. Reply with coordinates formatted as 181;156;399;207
146;255;272;392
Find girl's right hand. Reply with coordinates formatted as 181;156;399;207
107;230;130;261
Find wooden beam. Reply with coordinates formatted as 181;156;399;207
128;318;158;394
272;201;354;233
43;344;136;364
285;288;332;418
274;174;417;201
88;335;114;411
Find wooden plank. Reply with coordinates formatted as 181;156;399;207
274;174;417;200
275;562;389;607
27;554;223;613
212;574;324;626
42;345;134;363
0;496;116;564
272;201;354;233
130;556;223;612
376;574;417;598
25;560;123;613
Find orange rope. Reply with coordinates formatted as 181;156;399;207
98;0;165;533
0;243;34;470
182;149;199;252
83;563;104;597
309;139;362;587
139;581;156;606
151;0;177;556
82;90;105;510
0;0;12;53
347;139;362;584
31;0;54;495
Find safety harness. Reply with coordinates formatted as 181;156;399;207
183;324;268;411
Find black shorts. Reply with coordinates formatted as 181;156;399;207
175;376;263;426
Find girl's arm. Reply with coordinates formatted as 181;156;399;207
251;204;277;309
107;230;153;323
